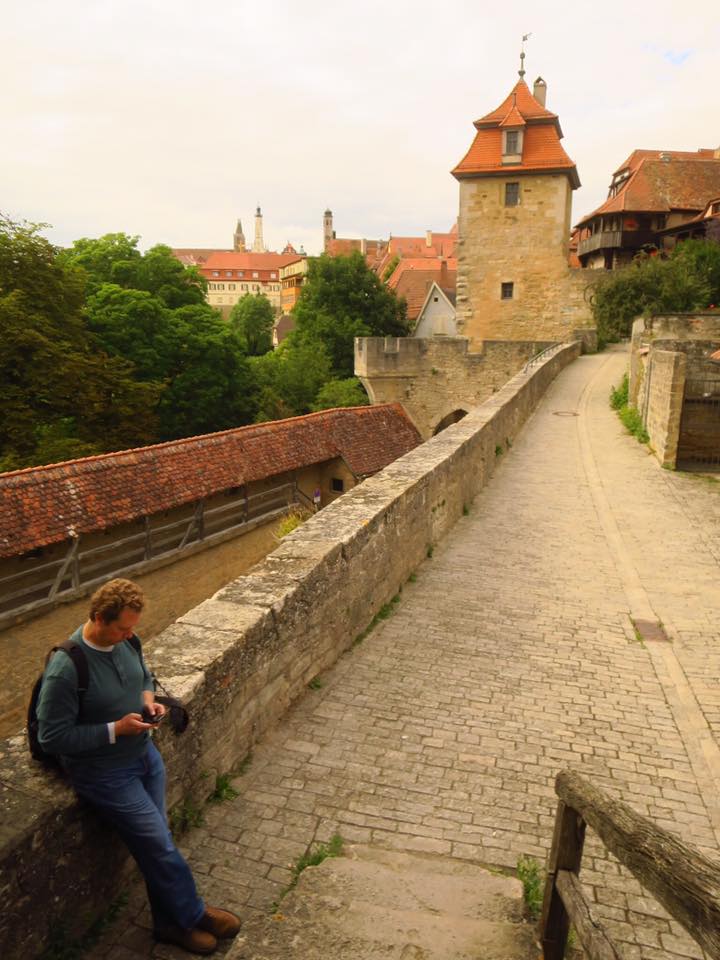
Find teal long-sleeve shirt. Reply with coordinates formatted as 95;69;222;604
37;626;155;771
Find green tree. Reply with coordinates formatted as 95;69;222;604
0;217;160;470
291;252;408;378
59;234;206;308
312;378;369;411
86;284;174;381
229;293;275;355
157;305;260;439
252;340;332;421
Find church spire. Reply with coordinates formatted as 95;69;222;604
519;32;531;79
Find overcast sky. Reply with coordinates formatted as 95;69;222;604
3;0;718;255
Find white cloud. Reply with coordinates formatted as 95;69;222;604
2;0;718;253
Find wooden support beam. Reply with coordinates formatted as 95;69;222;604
49;537;80;600
541;799;586;959
556;871;624;960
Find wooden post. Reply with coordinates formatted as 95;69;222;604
541;799;586;959
144;517;153;560
49;537;80;600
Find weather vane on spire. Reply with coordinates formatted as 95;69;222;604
519;32;531;79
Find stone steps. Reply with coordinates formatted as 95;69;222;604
226;844;539;960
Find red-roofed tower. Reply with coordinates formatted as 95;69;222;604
452;74;591;346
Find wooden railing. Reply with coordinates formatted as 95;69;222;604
541;770;720;959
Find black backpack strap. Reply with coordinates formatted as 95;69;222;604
54;641;90;707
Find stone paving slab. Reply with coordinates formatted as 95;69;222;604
86;346;719;960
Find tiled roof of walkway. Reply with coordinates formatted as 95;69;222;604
0;405;421;559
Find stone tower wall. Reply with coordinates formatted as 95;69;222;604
355;336;556;438
456;174;592;346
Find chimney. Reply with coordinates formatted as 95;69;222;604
533;76;547;107
439;258;448;290
426;230;433;248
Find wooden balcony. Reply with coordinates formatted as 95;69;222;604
578;229;656;257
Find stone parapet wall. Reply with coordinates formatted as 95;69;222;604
643;350;687;468
355;336;557;438
0;342;580;960
630;314;720;468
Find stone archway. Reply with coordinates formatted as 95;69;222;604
432;409;468;436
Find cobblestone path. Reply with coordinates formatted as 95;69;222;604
92;347;720;960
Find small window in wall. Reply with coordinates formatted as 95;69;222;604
331;477;344;493
505;130;519;154
505;182;520;207
501;282;514;300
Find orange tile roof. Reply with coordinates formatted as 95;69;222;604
452;124;578;184
498;105;526;128
0;406;422;559
387;234;457;259
474;80;558;126
576;158;720;226
203;252;301;271
387;259;457;321
172;248;230;266
613;148;718;176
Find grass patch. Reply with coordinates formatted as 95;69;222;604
353;595;401;646
41;891;128;960
495;443;503;457
308;676;323;690
609;374;628;410
209;773;239;804
610;373;649;443
169;797;205;837
407;572;417;583
426;544;434;558
516;855;544;921
462;504;469;516
618;404;650;444
273;834;343;910
275;507;312;539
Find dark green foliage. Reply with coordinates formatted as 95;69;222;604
0;216;160;471
251;340;333;421
590;240;720;347
59;234;206;307
229;293;275;355
291;252;408;378
312;377;369;411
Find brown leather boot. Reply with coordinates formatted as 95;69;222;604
154;925;218;955
197;905;242;939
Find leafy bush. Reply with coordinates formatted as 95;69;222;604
590;240;720;347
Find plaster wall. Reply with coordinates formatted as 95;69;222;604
0;342;580;960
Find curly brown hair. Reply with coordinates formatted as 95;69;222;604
89;579;145;624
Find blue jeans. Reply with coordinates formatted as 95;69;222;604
67;741;205;933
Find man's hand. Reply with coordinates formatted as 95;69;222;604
115;713;152;736
146;701;167;719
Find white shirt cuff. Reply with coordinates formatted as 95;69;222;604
107;721;116;744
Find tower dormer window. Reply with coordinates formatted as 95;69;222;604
502;129;523;164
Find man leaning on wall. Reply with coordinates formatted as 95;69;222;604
36;577;240;956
